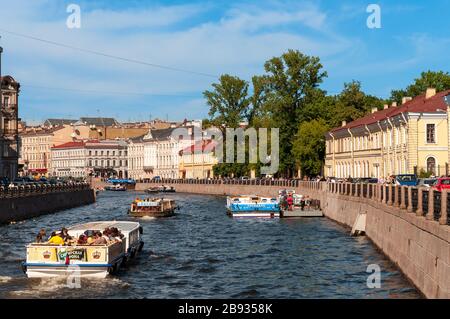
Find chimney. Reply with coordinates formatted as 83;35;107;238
341;121;346;127
391;102;398;107
402;97;412;104
371;107;378;113
426;88;436;99
383;104;389;110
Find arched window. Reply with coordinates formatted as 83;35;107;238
427;157;436;175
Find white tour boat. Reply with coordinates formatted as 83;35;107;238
226;195;281;218
22;221;144;278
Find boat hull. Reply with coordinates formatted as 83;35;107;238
129;209;175;218
24;264;111;279
227;210;280;218
281;208;323;218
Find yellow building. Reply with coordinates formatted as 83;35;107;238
325;88;450;179
20;125;81;176
179;140;217;179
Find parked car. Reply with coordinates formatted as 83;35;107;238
417;178;437;188
394;174;418;186
432;177;450;191
152;176;161;181
0;177;10;187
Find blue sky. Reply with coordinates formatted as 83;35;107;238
0;0;449;124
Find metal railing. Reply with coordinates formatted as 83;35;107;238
134;178;450;226
0;182;91;199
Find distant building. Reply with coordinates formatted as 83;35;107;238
142;126;197;179
179;140;217;179
325;88;450;178
43;119;77;127
20;125;76;176
127;134;147;180
0;75;20;180
51;139;128;178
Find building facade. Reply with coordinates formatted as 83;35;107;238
179;140;217;179
127;135;149;180
51;140;128;178
325;88;450;179
20;125;77;176
142;126;198;179
0;75;20;180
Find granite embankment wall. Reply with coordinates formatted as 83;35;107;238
133;180;449;298
0;184;95;224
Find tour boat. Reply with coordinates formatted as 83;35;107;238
104;184;127;191
145;186;176;194
226;195;281;218
22;221;144;278
129;198;177;217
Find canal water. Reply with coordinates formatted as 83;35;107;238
0;191;420;299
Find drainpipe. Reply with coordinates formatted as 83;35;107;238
401;113;408;173
347;128;354;178
386;117;396;175
377;121;384;178
365;125;372;177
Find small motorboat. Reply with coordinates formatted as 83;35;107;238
226;195;281;218
104;184;127;191
145;185;176;194
278;189;323;218
129;198;177;217
22;221;144;278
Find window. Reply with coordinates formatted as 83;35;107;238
427;157;436;175
426;124;435;143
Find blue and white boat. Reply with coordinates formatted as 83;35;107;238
226;195;281;218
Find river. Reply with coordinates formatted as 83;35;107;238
0;191;421;298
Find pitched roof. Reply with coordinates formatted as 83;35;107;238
144;127;177;141
182;140;217;153
76;117;119;127
51;141;86;149
330;89;450;134
44;119;77;126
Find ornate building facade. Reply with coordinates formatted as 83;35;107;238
325;88;450;179
0;75;20;180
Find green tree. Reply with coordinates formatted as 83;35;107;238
203;74;250;134
292;119;329;177
390;71;450;103
262;49;327;177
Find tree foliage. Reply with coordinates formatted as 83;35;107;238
292;119;329;177
390;71;450;103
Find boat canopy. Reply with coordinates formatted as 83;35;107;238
107;179;136;184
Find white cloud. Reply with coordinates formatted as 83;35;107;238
0;0;353;120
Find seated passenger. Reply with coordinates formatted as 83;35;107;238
77;234;88;245
48;232;65;245
36;229;47;243
91;231;108;245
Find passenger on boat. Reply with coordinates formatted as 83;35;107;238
35;229;47;243
287;195;294;211
60;227;73;243
91;231;107;245
47;232;65;245
77;234;88;245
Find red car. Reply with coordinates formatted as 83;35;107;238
433;178;450;191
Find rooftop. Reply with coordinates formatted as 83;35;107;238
330;89;450;134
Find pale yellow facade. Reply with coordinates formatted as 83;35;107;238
325;89;450;179
20;125;80;176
